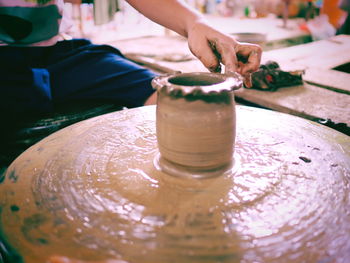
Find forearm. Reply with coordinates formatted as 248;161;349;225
125;0;205;37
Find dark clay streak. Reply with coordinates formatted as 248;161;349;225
37;147;44;152
169;91;232;104
10;205;19;212
299;156;312;163
20;214;50;245
8;171;18;183
0;171;5;184
36;238;48;245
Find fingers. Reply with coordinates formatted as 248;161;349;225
202;40;261;88
236;61;253;88
186;21;261;79
188;38;221;72
236;44;262;76
243;73;252;88
211;40;238;73
245;48;262;76
187;22;239;73
234;43;262;88
210;39;261;89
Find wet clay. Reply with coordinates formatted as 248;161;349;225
0;74;349;263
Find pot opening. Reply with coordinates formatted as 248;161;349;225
168;74;225;86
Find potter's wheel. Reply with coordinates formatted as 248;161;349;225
0;105;350;263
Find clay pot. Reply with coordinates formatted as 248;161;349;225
152;72;242;178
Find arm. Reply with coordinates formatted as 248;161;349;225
126;0;262;87
125;0;202;37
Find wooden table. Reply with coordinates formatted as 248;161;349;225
237;34;350;128
111;34;350;133
202;15;312;50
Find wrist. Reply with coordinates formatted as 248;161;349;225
181;6;207;37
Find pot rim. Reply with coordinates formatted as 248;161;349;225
152;71;243;96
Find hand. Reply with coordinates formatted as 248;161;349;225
187;20;262;87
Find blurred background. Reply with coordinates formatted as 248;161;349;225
62;0;349;43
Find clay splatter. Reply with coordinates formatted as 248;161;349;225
299;156;312;163
10;205;20;212
8;170;18;183
21;213;50;245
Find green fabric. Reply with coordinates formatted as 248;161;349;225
93;0;119;26
24;0;53;4
0;5;61;45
